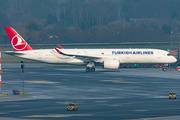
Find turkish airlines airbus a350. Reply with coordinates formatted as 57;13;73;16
4;27;177;72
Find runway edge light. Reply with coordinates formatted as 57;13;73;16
0;46;7;96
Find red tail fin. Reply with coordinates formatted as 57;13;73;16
4;27;34;51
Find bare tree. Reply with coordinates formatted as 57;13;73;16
117;6;124;20
54;6;61;23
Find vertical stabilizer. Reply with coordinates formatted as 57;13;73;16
4;27;34;51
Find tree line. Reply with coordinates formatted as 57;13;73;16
0;0;180;44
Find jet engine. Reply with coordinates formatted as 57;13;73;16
103;59;120;69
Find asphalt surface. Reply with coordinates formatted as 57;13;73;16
0;63;180;120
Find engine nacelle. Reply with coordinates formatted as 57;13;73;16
103;59;120;69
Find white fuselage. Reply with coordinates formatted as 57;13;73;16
10;48;177;65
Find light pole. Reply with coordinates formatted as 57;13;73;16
179;32;180;60
171;31;172;50
20;61;25;92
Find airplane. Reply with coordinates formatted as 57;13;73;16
4;27;177;72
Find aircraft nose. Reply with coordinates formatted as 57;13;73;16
173;57;177;63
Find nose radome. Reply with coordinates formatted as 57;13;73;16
173;57;177;62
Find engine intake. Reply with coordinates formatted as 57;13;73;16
103;59;120;69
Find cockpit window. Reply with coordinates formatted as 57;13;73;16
167;53;172;56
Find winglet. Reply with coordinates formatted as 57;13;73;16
57;45;64;49
54;47;63;54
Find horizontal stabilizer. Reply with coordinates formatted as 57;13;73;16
4;51;24;55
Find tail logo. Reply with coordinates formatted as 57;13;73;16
11;35;27;51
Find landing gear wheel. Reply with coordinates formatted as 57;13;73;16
86;67;91;72
91;68;95;72
86;67;95;72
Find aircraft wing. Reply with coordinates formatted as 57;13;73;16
54;48;102;62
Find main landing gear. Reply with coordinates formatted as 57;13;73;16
86;67;95;72
86;62;95;72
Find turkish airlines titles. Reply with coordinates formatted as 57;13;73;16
112;51;154;55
